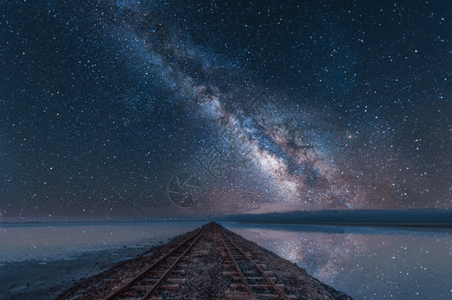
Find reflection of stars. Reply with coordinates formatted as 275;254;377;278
281;239;298;261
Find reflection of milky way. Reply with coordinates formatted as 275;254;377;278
96;1;451;213
226;224;452;299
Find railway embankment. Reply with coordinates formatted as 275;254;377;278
56;222;353;300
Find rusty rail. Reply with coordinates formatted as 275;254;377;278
216;224;296;300
104;227;205;300
216;227;258;300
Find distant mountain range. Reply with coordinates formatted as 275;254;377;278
221;209;452;227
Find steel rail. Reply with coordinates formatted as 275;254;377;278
104;227;204;300
216;226;257;300
219;227;291;300
140;227;205;299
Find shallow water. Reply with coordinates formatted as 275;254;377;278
0;222;203;263
221;222;452;300
1;221;451;299
0;222;204;299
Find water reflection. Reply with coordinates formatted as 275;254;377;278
0;222;203;262
221;222;452;300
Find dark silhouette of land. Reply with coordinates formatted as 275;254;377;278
221;209;452;227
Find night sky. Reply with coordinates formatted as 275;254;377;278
1;0;451;221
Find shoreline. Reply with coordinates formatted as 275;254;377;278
3;220;451;228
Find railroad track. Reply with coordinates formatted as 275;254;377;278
104;227;205;300
214;224;297;300
59;222;352;300
103;223;298;300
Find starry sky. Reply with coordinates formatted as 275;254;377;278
1;0;451;220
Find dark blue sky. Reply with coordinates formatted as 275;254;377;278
1;0;451;220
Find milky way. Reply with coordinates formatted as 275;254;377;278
1;0;451;220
